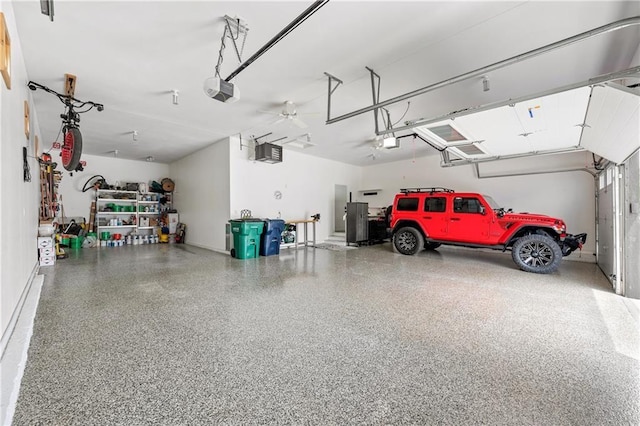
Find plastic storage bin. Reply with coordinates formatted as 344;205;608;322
229;219;265;259
260;219;286;256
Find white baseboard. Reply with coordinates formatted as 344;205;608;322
0;268;44;426
0;262;39;358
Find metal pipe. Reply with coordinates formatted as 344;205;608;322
366;67;381;135
326;16;640;125
225;1;329;81
440;146;586;167
475;165;597;179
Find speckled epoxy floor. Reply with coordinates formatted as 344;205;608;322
11;244;640;425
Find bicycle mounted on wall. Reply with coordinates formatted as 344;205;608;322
28;80;104;172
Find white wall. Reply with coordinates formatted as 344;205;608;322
169;138;230;251
57;154;170;221
360;153;596;258
229;136;363;244
0;3;41;345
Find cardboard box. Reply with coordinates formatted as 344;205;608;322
39;247;55;257
39;255;56;266
167;213;179;234
37;237;54;249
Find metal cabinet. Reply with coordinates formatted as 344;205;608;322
346;202;368;245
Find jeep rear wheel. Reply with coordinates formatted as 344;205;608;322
393;227;424;255
511;234;562;274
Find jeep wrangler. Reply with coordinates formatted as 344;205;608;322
389;188;587;274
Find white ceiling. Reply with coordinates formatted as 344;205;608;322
11;1;640;166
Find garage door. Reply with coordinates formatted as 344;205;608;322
597;166;617;289
581;83;640;164
624;150;640;299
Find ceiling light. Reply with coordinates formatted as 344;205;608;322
146;156;154;162
382;136;399;148
281;133;315;149
172;90;179;105
482;76;490;92
415;121;489;158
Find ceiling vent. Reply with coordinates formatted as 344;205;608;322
455;143;485;156
415;122;489;158
255;143;283;164
427;124;466;142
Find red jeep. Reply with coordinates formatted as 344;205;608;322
389;188;587;273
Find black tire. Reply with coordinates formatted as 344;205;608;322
424;242;441;250
511;233;562;274
393;227;424;255
230;248;236;258
61;127;83;171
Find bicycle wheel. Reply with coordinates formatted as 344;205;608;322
61;127;83;171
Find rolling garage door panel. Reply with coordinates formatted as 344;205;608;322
581;84;640;164
624;151;640;299
597;169;615;286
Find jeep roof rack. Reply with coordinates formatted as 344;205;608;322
399;187;454;194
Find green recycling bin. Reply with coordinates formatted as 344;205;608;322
229;219;265;259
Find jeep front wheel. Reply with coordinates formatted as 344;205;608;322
511;234;562;274
393;227;424;255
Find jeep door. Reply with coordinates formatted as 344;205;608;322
446;196;493;243
422;196;448;239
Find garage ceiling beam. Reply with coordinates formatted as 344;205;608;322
325;16;640;128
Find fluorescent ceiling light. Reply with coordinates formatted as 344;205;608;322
281;133;314;149
281;139;315;149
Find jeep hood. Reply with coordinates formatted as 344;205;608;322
502;212;560;224
504;213;554;220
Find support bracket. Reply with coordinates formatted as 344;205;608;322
323;72;343;122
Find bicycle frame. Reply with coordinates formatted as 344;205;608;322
28;80;104;171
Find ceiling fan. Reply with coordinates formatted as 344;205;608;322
356;135;384;150
260;101;309;129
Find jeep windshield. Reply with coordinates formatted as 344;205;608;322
483;195;501;210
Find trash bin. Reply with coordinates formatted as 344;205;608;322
229;219;265;259
260;219;286;256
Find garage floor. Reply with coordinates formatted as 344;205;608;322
11;244;640;425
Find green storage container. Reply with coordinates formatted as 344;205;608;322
69;235;83;249
229;219;264;259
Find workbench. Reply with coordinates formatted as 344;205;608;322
280;219;317;249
